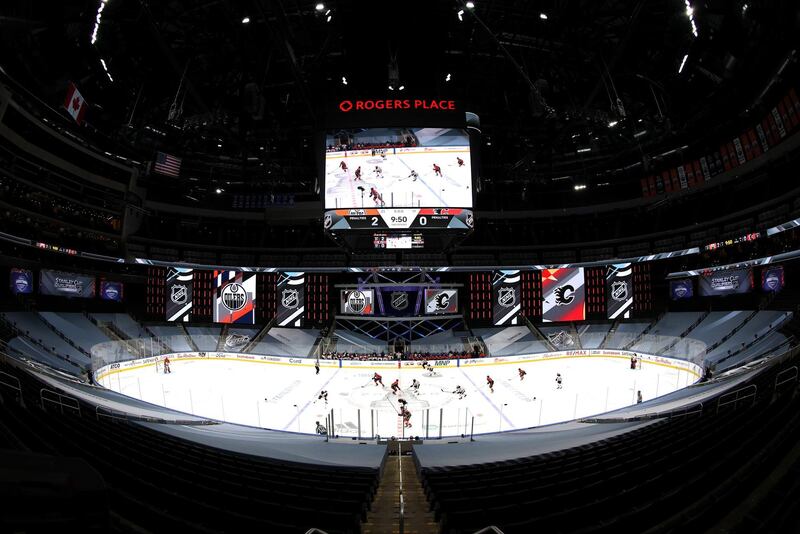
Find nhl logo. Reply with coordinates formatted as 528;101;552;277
347;290;367;314
498;287;516;308
171;284;188;304
221;283;247;311
323;213;332;229
611;281;628;302
390;292;408;311
282;289;299;309
224;333;250;349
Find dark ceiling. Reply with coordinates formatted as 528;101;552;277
1;0;798;196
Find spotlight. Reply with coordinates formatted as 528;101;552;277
388;85;394;91
457;9;464;21
398;85;405;91
215;188;223;194
241;16;250;24
445;73;451;82
539;13;548;20
678;54;689;73
608;120;618;128
341;76;348;85
466;1;475;8
315;3;325;11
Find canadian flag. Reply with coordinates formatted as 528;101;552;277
63;82;87;125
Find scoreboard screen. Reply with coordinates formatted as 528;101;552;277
323;127;475;241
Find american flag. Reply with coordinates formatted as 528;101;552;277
153;151;182;177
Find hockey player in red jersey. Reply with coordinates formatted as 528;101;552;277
391;378;400;395
518;368;527;381
369;187;385;207
456;156;464;167
163;356;171;374
339;160;348;172
486;375;494;393
373;372;384;387
432;163;442;177
354;166;362;181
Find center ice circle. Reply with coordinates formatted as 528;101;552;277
95;351;702;438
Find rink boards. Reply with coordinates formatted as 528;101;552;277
95;349;703;383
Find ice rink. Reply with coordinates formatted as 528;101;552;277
324;146;472;209
96;352;701;438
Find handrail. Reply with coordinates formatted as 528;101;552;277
40;388;80;415
398;441;405;534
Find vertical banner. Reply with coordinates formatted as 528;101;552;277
9;268;33;294
761;266;785;293
542;268;586;322
276;272;305;327
166;267;193;322
100;280;124;302
606;263;633;319
213;270;257;324
492;270;521;325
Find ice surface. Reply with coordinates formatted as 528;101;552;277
99;354;699;439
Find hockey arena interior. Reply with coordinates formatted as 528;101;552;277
3;2;800;534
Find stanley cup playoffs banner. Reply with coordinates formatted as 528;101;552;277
493;270;521;326
276;272;305;327
606;263;633;319
213;270;257;324
166;267;193;322
542;268;586;322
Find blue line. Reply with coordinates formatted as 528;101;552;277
395;156;448;207
460;369;515;428
282;368;341;431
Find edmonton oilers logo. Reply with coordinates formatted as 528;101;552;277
221;283;247;311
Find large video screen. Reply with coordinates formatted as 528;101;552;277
542;268;586;322
213;270;257;324
325;127;472;209
39;270;96;298
340;289;375;315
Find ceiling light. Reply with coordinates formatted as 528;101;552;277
326;15;332;22
539;13;548;20
217;143;222;148
388;85;394;91
398;85;405;91
457;9;464;21
608;120;618;128
633;130;648;138
466;1;475;8
215;188;223;194
241;16;250;24
574;184;587;191
445;73;451;82
577;147;591;153
315;3;325;11
678;54;689;73
341;76;347;85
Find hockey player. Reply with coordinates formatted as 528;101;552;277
456;156;464;167
373;165;383;177
369;187;385;207
163;356;171;374
454;385;467;400
410;379;421;393
630;354;639;370
421;361;436;376
398;397;408;409
317;390;328;403
373;372;384;387
315;361;320;375
391;378;401;395
486;375;495;393
518;368;527;381
408;170;419;182
432;163;442;177
339;160;348;172
401;406;412;428
354;166;362;181
637;390;643;404
556;373;563;389
381;150;387;160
